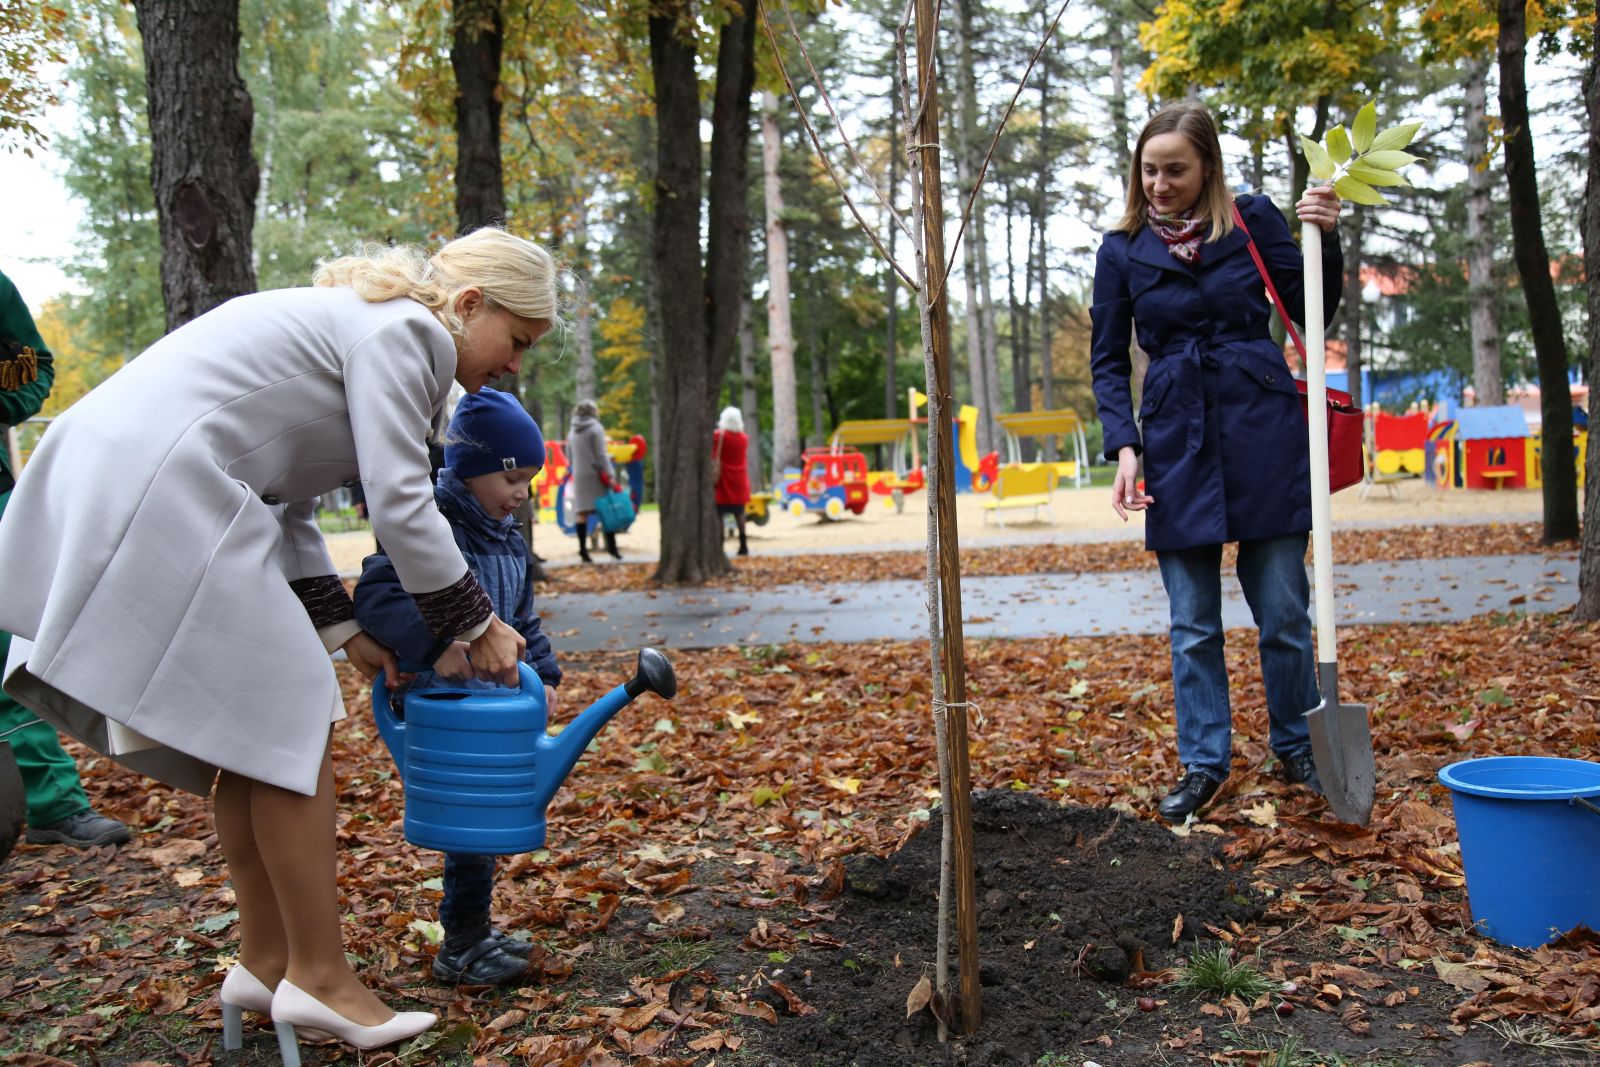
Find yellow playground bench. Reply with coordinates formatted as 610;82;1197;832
980;464;1055;526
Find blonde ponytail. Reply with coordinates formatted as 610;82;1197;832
313;228;560;340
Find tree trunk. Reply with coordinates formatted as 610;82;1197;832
761;90;801;483
1342;205;1364;410
737;291;764;489
1250;123;1265;194
1578;1;1600;619
1033;1;1053;425
132;0;258;332
650;3;754;584
910;0;981;1028
451;0;505;232
573;208;596;402
1107;12;1129;175
884;115;901;420
1006;176;1031;432
808;319;827;445
1465;57;1504;407
954;0;996;454
1498;0;1579;543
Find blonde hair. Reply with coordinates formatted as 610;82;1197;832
1113;102;1235;242
313;227;559;341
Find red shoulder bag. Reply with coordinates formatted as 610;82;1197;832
1230;202;1365;493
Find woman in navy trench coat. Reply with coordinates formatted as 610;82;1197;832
1089;102;1343;822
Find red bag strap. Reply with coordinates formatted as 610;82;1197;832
1230;200;1307;362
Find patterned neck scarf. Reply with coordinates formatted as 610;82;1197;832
1146;206;1207;266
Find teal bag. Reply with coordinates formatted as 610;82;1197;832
594;488;635;532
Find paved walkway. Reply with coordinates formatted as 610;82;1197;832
540;550;1580;654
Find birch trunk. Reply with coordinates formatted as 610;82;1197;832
762;90;800;480
1465;58;1504;407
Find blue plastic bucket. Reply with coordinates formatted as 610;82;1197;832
1438;756;1600;948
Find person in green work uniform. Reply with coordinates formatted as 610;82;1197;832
0;268;130;849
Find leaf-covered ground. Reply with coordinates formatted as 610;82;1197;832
3;532;1599;1066
540;521;1559;595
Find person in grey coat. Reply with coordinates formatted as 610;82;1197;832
0;228;559;1059
566;398;620;561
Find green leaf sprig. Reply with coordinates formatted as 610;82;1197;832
1299;101;1423;206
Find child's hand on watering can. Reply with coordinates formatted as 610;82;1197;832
469;614;526;687
545;686;557;717
343;632;401;683
433;641;473;681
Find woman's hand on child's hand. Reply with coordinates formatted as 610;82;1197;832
469;615;526;687
433;641;473;681
1112;447;1154;521
343;632;400;683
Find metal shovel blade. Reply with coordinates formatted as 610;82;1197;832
1304;662;1375;826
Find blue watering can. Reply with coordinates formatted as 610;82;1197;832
372;647;676;854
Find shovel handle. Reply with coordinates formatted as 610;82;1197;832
1302;224;1337;665
1571;795;1600;818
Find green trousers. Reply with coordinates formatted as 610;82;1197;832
0;490;90;827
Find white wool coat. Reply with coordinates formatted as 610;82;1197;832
0;287;471;797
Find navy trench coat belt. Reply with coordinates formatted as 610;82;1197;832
1150;330;1265;455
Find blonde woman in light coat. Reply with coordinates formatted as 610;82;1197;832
0;228;558;1062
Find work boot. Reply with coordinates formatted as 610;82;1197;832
26;808;131;848
1157;771;1221;823
603;531;622;560
1281;750;1323;795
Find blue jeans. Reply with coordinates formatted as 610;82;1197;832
1155;533;1318;781
440;853;496;937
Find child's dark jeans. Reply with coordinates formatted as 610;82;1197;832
440;852;496;935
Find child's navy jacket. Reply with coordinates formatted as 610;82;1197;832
353;468;561;687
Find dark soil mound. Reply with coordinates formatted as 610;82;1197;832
739;789;1261;1067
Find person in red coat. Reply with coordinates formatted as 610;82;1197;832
712;406;751;556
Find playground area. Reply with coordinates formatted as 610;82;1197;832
325;475;1550;572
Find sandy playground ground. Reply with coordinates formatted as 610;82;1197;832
325;476;1557;574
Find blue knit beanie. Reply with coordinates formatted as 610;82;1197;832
444;388;546;478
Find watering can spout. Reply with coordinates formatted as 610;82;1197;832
531;648;677;814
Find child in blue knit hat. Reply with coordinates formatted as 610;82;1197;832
353;387;559;986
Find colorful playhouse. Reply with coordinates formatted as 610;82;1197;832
1371;410;1429;478
1452;405;1531;490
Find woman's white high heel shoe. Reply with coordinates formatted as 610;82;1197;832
270;979;436;1067
219;965;274;1050
219;964;335;1049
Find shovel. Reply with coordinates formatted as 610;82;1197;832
1300;223;1375;827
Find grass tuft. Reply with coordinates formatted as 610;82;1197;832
1173;942;1276;1000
